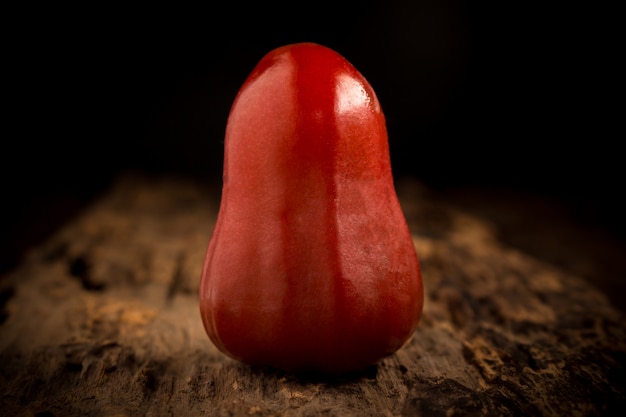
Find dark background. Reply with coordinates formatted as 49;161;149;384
2;1;621;274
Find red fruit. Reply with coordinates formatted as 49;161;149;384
199;42;423;374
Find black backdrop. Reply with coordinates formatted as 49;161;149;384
3;1;621;272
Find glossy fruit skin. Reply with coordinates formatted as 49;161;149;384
199;42;423;374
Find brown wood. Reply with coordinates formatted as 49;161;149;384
1;173;625;416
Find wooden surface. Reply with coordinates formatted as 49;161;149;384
1;173;625;416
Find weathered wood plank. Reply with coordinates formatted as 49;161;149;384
1;174;625;416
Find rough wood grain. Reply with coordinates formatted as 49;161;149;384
1;174;625;417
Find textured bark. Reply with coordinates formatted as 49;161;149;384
1;174;625;416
